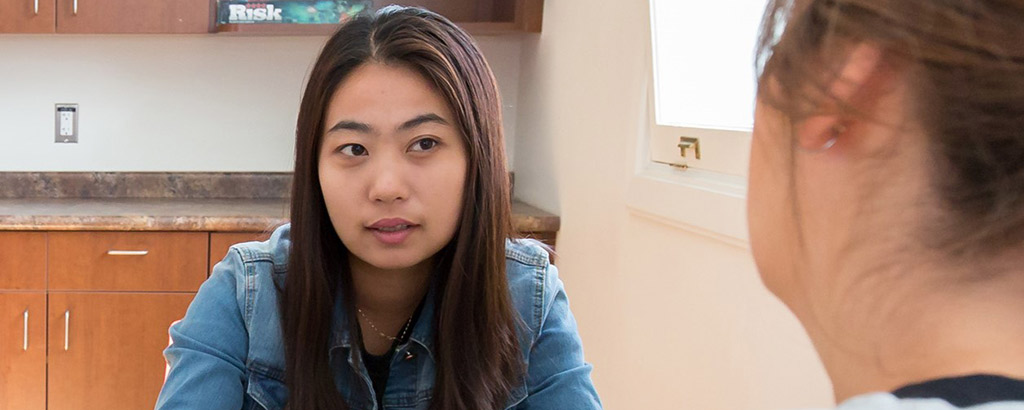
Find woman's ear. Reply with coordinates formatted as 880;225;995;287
795;43;888;151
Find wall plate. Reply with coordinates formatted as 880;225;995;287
55;104;79;144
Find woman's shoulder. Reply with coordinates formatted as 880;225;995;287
223;224;292;274
504;237;553;268
818;393;1024;410
504;238;565;334
205;224;290;321
503;238;556;302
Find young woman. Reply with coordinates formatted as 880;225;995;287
749;0;1024;408
157;6;600;410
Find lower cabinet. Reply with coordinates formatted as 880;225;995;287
0;230;264;410
47;293;195;410
0;293;46;410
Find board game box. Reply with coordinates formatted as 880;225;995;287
217;0;372;24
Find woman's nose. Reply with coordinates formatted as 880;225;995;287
367;165;409;204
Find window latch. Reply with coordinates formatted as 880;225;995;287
677;137;701;160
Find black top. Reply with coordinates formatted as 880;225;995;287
893;374;1024;407
362;348;396;408
360;300;426;408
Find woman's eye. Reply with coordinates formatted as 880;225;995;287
338;144;367;156
410;138;439;152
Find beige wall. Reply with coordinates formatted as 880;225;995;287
0;35;521;172
513;1;834;408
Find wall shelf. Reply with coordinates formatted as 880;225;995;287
217;21;523;36
215;0;542;36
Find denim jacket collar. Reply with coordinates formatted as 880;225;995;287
327;279;438;362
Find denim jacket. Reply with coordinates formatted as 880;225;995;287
156;224;601;410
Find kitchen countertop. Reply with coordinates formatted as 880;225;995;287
0;198;560;233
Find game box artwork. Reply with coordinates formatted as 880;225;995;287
217;0;372;24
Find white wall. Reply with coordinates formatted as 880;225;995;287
0;35;520;171
513;1;834;408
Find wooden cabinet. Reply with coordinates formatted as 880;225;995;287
0;0;211;33
47;293;194;410
0;233;48;410
48;232;208;292
0;293;46;410
0;0;56;33
1;0;540;34
0;226;557;408
0;232;46;291
385;0;542;32
54;0;211;33
0;230;232;410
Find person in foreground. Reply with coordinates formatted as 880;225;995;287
749;0;1024;408
156;6;600;410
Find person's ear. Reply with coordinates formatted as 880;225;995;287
795;43;889;152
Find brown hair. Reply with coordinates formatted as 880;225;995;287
283;6;521;409
756;0;1024;255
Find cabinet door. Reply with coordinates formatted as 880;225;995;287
0;232;46;291
209;231;269;273
0;293;46;410
0;0;56;33
48;292;195;410
55;0;211;33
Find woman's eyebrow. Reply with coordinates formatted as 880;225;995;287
327;120;373;134
325;113;448;135
397;113;449;131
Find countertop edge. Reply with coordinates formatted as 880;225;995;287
0;200;560;233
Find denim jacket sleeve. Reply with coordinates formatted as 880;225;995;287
517;263;602;409
155;249;249;410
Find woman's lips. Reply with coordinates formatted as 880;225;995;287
367;218;419;245
369;224;417;245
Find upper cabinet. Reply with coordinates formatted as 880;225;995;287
1;0;541;34
54;0;212;33
0;0;210;33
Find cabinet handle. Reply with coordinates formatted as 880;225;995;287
33;0;38;15
107;250;149;256
64;310;70;351
72;0;77;15
23;309;29;351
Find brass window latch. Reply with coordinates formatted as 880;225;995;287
678;136;701;160
664;136;700;169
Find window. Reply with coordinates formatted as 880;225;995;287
627;0;767;246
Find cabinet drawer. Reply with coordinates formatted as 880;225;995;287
0;232;47;291
48;232;207;291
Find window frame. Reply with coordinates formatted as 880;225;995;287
626;1;754;248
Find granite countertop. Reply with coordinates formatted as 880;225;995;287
0;198;559;233
0;172;560;233
0;198;290;232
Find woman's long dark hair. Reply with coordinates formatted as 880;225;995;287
282;6;522;410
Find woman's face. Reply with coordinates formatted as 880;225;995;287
319;63;467;271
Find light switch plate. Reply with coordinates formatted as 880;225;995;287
55;103;78;143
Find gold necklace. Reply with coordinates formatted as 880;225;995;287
357;307;413;342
